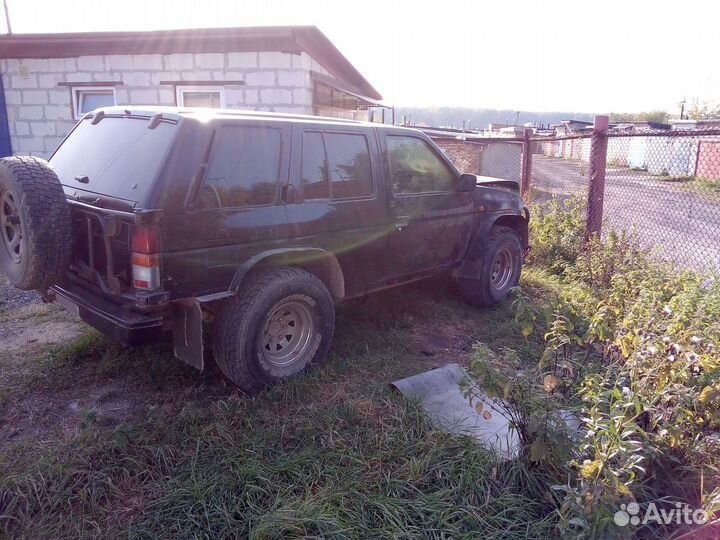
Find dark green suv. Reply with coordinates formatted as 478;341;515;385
0;107;528;391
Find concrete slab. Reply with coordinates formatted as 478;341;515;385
391;363;520;458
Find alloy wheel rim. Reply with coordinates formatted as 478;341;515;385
490;248;514;291
259;300;314;367
0;190;22;264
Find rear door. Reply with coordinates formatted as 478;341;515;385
380;131;474;278
164;121;291;296
285;124;391;295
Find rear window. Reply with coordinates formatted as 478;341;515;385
50;116;177;205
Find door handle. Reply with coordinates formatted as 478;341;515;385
395;216;410;231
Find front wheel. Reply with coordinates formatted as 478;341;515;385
212;267;335;392
457;226;523;307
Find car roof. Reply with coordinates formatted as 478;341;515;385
89;106;423;133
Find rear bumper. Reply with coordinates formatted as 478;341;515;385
50;281;165;346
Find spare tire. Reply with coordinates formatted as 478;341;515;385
0;156;71;290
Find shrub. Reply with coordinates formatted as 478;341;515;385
468;197;720;538
528;195;586;274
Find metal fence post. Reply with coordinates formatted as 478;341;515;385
520;128;533;197
585;115;609;241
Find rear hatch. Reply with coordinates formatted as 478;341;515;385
49;110;178;299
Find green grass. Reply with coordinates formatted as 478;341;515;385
694;177;720;193
655;174;695;183
0;276;556;539
636;171;720;197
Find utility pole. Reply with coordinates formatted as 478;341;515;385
3;0;11;34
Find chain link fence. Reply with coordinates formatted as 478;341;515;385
433;121;720;275
530;126;720;274
431;136;525;184
601;129;720;273
528;134;591;203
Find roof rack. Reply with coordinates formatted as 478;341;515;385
93;106;377;125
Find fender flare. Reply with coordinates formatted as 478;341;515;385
465;209;529;261
229;247;346;300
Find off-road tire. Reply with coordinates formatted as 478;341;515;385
457;226;523;307
212;267;335;392
0;156;71;290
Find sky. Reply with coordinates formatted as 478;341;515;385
2;0;719;114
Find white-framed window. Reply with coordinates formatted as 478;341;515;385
176;86;226;108
72;86;117;119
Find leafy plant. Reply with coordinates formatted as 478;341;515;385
527;195;586;275
477;197;720;538
464;343;576;470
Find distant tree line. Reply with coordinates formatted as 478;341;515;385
608;111;670;124
685;100;720;120
609;103;720;124
395;104;719;131
393;107;595;130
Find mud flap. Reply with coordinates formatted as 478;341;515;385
172;300;204;369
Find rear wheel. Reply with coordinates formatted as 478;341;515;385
212;267;335;392
0;157;71;290
457;226;523;307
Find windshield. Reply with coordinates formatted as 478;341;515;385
50;115;177;206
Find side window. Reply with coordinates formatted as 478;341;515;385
301;132;329;200
301;131;374;200
325;133;373;198
386;136;457;194
202;126;281;208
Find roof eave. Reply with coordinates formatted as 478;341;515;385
0;26;306;58
294;27;382;101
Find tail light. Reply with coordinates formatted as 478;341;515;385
131;226;161;290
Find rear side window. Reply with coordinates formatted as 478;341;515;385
301;132;373;200
301;132;329;200
202;126;281;208
386;136;457;194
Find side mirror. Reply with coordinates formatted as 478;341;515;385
459;173;477;192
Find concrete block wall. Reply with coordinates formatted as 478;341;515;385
1;51;329;158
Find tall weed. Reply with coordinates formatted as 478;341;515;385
469;196;720;538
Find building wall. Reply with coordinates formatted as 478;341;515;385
433;139;484;174
0;51;331;158
314;105;369;121
434;138;523;180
